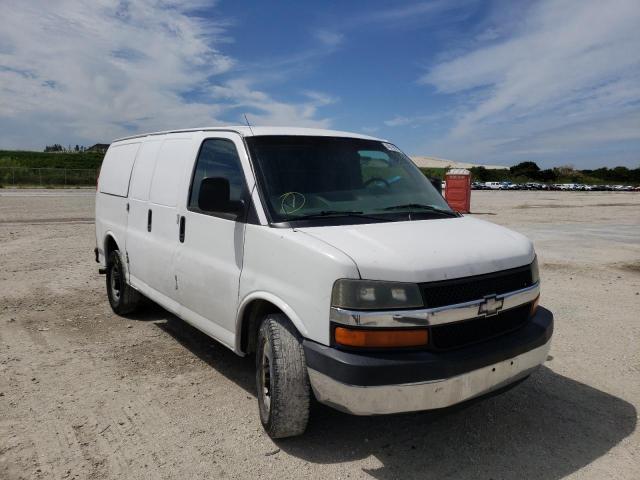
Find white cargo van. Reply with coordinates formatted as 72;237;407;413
95;127;553;438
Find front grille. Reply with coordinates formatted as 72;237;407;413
420;264;533;308
430;303;531;351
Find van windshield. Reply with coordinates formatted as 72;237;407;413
246;136;454;225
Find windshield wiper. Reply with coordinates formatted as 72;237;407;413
290;210;386;221
382;203;458;217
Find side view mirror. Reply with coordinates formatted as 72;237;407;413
198;177;245;215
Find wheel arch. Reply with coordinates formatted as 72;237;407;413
104;233;120;261
103;232;131;281
235;292;309;355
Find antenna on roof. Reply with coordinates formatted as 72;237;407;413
243;113;255;136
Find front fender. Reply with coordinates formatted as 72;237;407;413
235;291;310;353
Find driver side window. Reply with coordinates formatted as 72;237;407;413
188;138;247;217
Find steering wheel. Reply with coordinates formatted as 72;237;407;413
364;177;391;189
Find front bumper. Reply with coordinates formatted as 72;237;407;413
305;306;553;415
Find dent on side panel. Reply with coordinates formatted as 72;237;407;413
238;225;359;346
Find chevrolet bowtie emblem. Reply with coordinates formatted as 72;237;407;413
478;295;504;316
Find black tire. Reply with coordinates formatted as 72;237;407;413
106;250;141;315
256;314;311;438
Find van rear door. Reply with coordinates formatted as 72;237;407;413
96;141;140;262
173;133;253;348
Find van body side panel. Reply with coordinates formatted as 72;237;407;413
148;138;194;207
126;138;163;285
98;142;140;197
174;133;254;347
175;214;246;344
95;141;140;264
96;192;128;261
136;136;195;301
238;225;360;347
129;138;161;200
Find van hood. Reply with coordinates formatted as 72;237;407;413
296;216;534;282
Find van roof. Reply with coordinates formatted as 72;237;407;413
113;126;386;143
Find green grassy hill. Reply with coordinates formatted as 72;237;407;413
0;150;104;169
0;150;104;186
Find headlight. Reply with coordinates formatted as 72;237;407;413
531;256;540;284
331;279;423;310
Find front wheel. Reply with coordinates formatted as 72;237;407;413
106;250;141;315
256;314;311;438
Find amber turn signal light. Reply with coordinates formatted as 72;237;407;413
334;326;428;348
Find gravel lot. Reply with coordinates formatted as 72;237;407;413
1;189;639;480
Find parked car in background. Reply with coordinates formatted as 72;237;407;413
473;181;638;191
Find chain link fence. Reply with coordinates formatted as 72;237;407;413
0;167;98;187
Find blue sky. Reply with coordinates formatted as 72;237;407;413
0;0;638;168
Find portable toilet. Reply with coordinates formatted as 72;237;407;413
444;168;471;213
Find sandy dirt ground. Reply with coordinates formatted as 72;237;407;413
1;189;639;480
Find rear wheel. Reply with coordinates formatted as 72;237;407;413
106;250;141;315
256;314;311;438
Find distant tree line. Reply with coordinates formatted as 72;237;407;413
468;161;640;185
44;144;89;153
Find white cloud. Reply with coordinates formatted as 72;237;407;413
209;80;334;128
383;112;446;128
313;29;344;47
302;90;338;107
474;27;500;42
0;0;333;149
419;0;640;166
352;0;465;27
384;116;412;127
